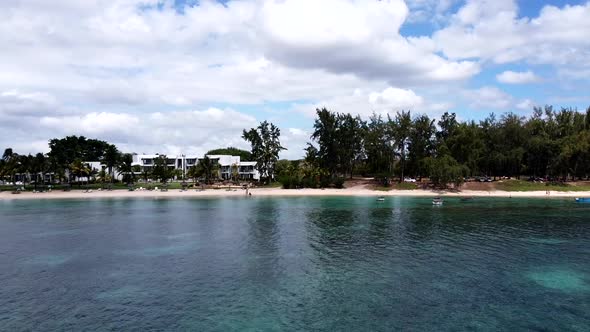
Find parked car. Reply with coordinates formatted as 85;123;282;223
403;177;417;183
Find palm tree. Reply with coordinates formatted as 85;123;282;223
117;153;135;184
231;162;240;184
2;148;18;184
198;156;219;184
32;153;48;191
0;159;5;183
102;145;120;184
69;160;91;188
10;154;32;188
187;165;201;185
141;167;151;183
391;110;412;183
97;169;110;187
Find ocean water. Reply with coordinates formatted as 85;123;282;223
1;197;589;331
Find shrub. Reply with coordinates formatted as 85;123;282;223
333;177;345;189
302;176;318;188
279;175;303;189
279;176;293;189
319;176;332;188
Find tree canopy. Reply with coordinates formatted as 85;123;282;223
242;121;285;182
206;147;252;161
48;135;114;169
303;106;590;188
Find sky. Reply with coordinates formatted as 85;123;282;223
1;0;589;159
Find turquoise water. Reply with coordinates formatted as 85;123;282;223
1;197;589;331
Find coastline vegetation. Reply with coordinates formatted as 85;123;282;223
495;180;590;192
2;105;590;192
275;106;590;189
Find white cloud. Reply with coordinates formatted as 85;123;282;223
257;0;479;85
0;0;480;109
0;90;59;116
293;86;451;118
496;70;540;84
465;86;513;109
516;99;536;111
405;0;461;24
2;107;258;156
0;0;588;158
433;0;590;69
369;87;424;109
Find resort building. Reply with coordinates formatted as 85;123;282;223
131;154;259;181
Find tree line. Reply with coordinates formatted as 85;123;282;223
0;134;265;188
0;136;136;188
275;106;590;188
3;105;590;190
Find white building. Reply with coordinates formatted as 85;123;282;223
131;154;259;181
78;161;124;181
206;155;258;180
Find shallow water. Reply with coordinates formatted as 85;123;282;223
1;197;589;331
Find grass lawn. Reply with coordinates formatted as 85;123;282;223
495;180;590;192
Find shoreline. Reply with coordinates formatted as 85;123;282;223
1;187;588;200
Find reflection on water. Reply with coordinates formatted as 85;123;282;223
0;197;589;331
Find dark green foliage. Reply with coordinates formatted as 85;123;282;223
304;105;590;186
424;155;468;189
151;155;174;183
206;147;252;161
193;156;219;184
48;136;112;168
311;108;365;178
118;153;135;184
319;176;332;188
243;121;286;183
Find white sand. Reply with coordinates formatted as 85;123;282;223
1;186;588;200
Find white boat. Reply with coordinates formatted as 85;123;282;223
377;196;385;202
432;197;443;206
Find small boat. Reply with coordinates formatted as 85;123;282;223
377;196;385;202
432;197;443;206
575;197;590;203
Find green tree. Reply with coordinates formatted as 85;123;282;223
187;164;202;185
390;110;412;182
364;113;394;183
206;147;252;161
48;136;112;170
31;153;48;190
408;114;436;180
424;155;467;189
151;155;173;183
69;160;91;187
311;108;339;176
2;148;18;184
231;163;239;183
102;144;120;183
117;153;135;184
242;121;285;183
197;156;219;184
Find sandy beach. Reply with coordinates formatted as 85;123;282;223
1;186;589;200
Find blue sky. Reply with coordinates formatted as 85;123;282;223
0;0;589;158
